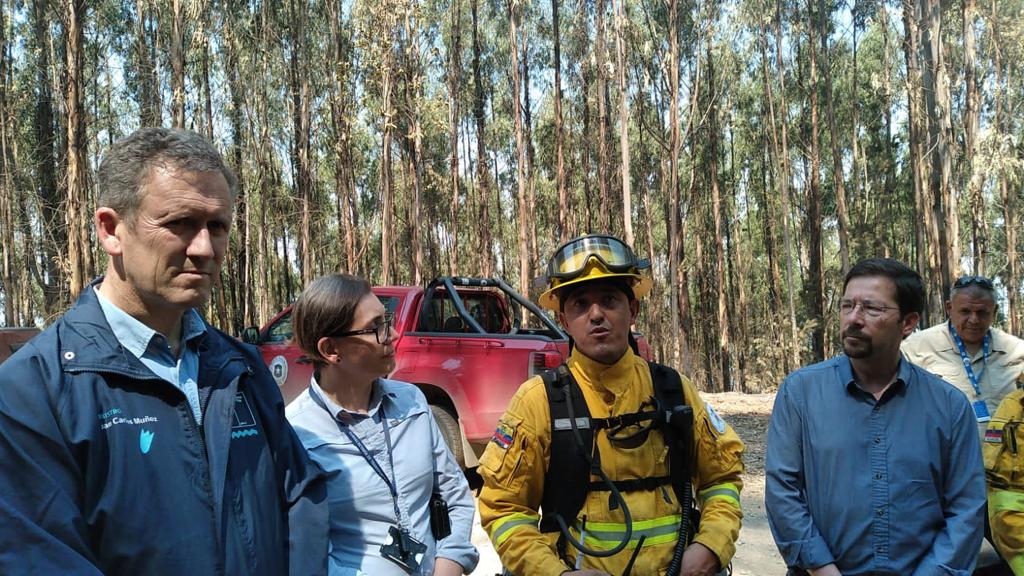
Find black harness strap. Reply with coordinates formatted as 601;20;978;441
539;361;692;536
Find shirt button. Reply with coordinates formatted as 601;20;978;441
876;508;886;517
874;473;883;480
873;437;881;444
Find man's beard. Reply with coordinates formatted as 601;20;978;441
842;330;873;359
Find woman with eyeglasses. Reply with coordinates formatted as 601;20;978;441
285;274;479;576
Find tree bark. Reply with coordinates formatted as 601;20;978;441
552;0;568;243
806;0;825;361
818;0;849;273
962;0;985;274
509;0;530;301
614;0;632;245
447;0;462;275
63;0;92;301
471;0;492;276
170;0;186;128
595;0;610;231
920;0;958;299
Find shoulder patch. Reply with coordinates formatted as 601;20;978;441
705;402;727;435
985;427;1004;444
491;419;516;450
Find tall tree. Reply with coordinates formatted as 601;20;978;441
509;0;530;299
63;0;93;300
818;0;849;273
805;0;825;361
920;0;958;299
614;0;633;245
552;0;568;243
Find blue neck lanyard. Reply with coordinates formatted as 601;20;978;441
309;383;405;529
948;321;990;397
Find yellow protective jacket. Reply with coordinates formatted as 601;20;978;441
985;389;1024;575
478;347;744;576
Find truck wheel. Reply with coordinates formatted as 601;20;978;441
431;405;465;468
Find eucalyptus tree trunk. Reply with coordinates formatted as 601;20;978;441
447;0;462;274
552;0;568;243
135;0;160;126
288;0;315;286
63;0;93;301
920;0;958;299
33;0;63;314
509;0;530;300
806;0;825;361
614;0;632;245
774;0;799;368
170;0;186;128
818;0;849;273
471;0;492;276
963;0;985;274
595;0;610;231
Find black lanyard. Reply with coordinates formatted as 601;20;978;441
309;383;405;529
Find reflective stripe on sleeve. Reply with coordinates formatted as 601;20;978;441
990;489;1024;513
573;514;682;550
698;482;741;509
489;512;541;547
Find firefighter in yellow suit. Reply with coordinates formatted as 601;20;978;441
477;234;744;576
985;388;1024;575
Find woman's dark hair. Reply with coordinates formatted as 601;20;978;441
843;258;925;316
291;273;372;366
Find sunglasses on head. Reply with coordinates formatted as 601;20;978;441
953;275;994;290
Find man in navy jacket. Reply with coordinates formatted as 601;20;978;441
0;128;328;575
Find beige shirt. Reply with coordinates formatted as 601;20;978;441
902;323;1024;439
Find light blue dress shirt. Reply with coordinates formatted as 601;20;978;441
286;377;479;576
765;355;986;575
95;288;206;425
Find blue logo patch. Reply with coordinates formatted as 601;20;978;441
139;429;155;454
231;393;260;440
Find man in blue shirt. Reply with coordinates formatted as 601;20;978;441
766;258;986;575
0;128;328;575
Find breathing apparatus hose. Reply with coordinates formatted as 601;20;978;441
666;405;695;576
555;372;633;559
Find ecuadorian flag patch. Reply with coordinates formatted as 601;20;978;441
985;427;1003;444
491;420;515;450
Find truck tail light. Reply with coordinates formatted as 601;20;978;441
529;350;564;378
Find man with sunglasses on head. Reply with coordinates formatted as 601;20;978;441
477;234;744;576
766;258;985;575
902;275;1024;574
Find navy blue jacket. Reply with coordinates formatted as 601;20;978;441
0;286;328;575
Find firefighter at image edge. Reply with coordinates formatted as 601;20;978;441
476;234;745;576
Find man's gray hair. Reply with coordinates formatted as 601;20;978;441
97;127;238;220
948;276;997;303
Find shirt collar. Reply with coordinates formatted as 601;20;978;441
839;354;911;398
309;376;397;422
94;286;207;360
567;345;638;396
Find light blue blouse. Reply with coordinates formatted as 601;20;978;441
287;377;479;575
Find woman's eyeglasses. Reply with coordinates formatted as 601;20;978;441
330;313;394;344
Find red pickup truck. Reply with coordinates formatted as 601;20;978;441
244;277;586;467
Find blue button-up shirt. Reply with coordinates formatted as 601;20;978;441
765;355;986;575
95;288;206;424
286;377;479;576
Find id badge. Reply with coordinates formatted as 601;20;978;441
972;399;991;423
380;525;426;574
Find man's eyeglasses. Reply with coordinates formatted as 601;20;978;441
330;313;394;344
838;299;900;318
953;275;994;290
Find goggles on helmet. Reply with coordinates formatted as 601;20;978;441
546;235;650;280
537;234;653;311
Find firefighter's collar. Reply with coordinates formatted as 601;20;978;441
568;346;639;396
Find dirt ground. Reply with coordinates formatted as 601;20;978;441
706;391;787;576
